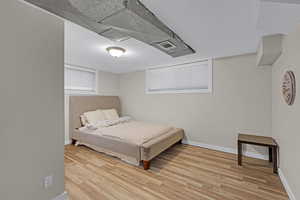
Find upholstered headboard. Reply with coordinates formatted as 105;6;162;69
69;96;121;139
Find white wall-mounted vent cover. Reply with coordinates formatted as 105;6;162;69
157;40;177;51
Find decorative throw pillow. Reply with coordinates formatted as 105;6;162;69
102;109;119;120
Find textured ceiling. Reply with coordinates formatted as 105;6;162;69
64;0;300;73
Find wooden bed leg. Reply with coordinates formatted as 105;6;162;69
143;160;151;170
71;139;77;145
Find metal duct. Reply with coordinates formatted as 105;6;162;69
25;0;195;57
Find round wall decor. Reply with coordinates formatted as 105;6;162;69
282;70;296;106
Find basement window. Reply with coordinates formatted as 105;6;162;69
64;64;97;94
146;59;212;94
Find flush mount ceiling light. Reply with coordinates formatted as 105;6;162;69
106;47;126;58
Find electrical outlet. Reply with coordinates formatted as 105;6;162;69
44;175;53;189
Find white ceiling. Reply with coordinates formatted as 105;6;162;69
64;0;300;74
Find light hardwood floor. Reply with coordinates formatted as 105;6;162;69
65;144;288;200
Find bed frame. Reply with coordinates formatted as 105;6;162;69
69;96;184;170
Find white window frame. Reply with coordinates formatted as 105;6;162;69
64;64;98;95
146;59;213;94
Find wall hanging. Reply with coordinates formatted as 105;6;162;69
282;70;296;105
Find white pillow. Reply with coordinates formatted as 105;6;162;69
102;109;119;120
83;110;106;124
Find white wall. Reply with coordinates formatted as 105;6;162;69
272;25;300;200
97;70;120;96
0;1;65;200
64;70;120;144
120;54;272;157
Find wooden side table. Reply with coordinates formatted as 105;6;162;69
238;134;278;174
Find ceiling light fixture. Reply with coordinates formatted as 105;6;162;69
106;47;126;58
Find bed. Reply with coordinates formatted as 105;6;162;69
69;96;184;170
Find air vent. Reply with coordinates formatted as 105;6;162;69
157;40;177;51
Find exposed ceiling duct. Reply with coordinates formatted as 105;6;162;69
25;0;196;57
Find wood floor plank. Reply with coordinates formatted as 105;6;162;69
65;144;288;200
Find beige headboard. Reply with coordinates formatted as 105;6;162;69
69;96;121;138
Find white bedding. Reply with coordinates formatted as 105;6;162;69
79;120;173;146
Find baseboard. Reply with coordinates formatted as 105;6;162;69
52;191;68;200
65;140;71;145
278;168;296;200
182;140;268;160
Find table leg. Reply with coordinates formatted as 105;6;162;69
273;146;278;174
269;147;273;163
238;141;242;166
